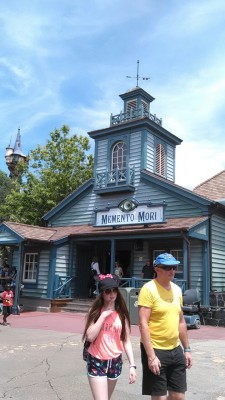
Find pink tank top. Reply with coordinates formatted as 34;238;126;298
88;311;123;360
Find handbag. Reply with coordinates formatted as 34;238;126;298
83;338;90;361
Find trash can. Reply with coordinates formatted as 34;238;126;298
119;287;134;312
129;288;140;325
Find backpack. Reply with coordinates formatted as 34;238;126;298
83;338;90;361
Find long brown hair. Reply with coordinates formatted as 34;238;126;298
82;289;131;342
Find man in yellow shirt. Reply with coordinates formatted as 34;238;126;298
138;253;192;399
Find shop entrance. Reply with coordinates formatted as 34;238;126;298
115;250;132;278
76;241;111;297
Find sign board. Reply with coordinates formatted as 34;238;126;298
95;205;164;227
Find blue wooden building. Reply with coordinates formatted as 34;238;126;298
1;86;225;312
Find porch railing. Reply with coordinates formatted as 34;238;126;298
120;277;187;293
110;108;162;126
53;275;75;299
95;167;135;190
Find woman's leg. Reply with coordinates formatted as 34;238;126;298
88;376;109;400
108;379;118;399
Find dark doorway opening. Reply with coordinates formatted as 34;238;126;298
115;250;131;277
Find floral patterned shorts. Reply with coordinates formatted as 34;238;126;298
87;353;123;380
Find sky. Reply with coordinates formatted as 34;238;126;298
1;0;225;190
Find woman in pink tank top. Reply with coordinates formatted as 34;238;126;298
82;274;136;399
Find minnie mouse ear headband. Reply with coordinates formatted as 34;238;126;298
98;274;120;292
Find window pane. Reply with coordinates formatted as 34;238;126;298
23;253;38;282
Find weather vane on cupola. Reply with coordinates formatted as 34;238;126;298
126;60;150;87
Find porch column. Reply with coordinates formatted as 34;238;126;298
110;239;115;275
182;238;188;289
202;241;210;305
12;242;23;315
47;246;57;298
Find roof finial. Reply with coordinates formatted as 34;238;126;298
126;60;150;87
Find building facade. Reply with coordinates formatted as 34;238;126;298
1;86;225;312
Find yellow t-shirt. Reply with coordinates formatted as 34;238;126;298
138;280;182;350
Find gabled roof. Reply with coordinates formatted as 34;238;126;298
193;170;225;201
1;221;57;242
1;216;208;244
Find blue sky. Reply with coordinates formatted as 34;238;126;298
1;0;225;189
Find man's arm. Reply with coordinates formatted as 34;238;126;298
139;306;161;375
179;310;192;369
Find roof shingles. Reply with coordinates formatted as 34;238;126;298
3;216;208;243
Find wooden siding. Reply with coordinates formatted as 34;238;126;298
129;131;142;185
211;214;225;291
0;230;19;243
13;249;50;299
166;145;174;182
37;250;50;297
95;139;108;171
136;182;206;218
133;240;149;276
189;238;203;300
146;132;154;172
55;245;70;276
51;191;97;226
50;177;207;227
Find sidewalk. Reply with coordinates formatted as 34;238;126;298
0;311;225;399
6;310;225;339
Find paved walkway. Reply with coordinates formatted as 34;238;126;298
6;310;225;339
0;311;225;399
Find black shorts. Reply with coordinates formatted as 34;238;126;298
140;343;187;396
3;306;12;317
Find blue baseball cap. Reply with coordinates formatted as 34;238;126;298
153;253;180;267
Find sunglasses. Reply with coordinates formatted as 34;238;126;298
159;265;177;271
104;288;118;295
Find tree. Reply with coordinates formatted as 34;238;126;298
0;125;94;225
0;171;13;221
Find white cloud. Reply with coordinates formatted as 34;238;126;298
176;140;225;189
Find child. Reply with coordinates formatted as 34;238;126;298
82;274;136;400
1;283;14;325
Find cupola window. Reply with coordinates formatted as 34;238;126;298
112;141;127;170
141;99;148;113
156;143;166;177
126;99;137;113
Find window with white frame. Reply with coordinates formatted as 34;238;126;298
170;250;183;273
153;250;166;264
23;253;38;282
112;141;127;183
153;249;183;274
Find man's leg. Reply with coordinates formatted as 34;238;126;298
168;391;185;400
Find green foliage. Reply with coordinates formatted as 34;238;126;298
1;125;94;225
0;171;13;222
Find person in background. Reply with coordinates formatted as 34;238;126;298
0;263;10;286
1;283;14;325
88;256;101;297
141;259;155;280
9;267;17;295
114;261;123;279
82;274;136;400
138;253;192;399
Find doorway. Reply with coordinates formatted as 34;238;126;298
115;250;132;277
